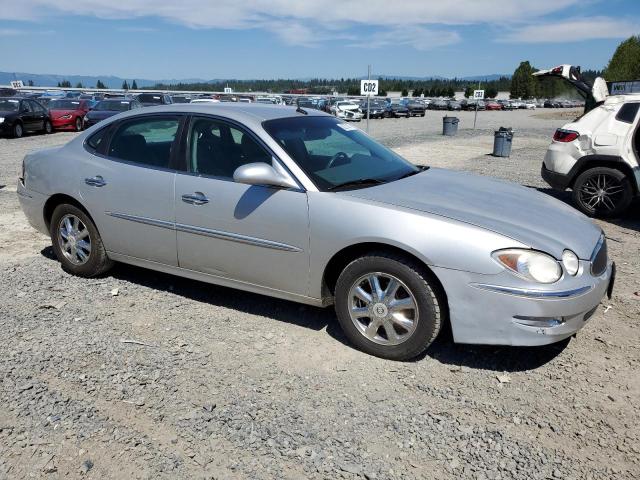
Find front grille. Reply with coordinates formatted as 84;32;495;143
591;235;608;276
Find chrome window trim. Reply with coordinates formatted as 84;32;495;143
470;283;593;299
105;212;302;253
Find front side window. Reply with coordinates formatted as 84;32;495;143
263;116;418;191
108;116;180;168
188;117;271;179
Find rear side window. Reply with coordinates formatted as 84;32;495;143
108;116;180;168
86;128;109;151
615;103;640;124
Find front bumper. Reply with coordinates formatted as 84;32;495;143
52;118;76;129
432;261;613;346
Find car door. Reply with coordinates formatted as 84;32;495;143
79;114;184;266
19;100;36;131
174;116;310;296
29;100;46;130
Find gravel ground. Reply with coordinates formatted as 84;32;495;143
0;109;638;479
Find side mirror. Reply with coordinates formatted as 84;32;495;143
233;162;298;189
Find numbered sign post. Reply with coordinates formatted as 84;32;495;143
473;89;484;129
361;70;378;133
10;80;24;89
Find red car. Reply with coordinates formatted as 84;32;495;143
48;99;90;131
485;101;503;111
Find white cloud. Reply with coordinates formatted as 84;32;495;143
498;17;639;43
349;27;461;51
0;27;53;35
0;0;588;49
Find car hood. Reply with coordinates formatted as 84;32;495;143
87;110;119;120
343;168;601;259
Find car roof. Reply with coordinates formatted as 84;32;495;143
114;103;329;123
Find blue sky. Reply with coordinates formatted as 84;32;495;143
0;0;639;80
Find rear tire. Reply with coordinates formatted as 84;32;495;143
50;204;113;277
335;252;443;360
572;167;633;218
44;120;53;134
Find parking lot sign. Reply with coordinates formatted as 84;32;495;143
10;80;24;89
360;80;378;96
474;89;485;99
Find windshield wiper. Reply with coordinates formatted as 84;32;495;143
327;178;386;191
394;165;429;181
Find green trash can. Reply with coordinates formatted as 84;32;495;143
442;116;459;136
493;127;514;157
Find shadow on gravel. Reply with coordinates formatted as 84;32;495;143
37;246;574;368
531;186;640;233
0;185;5;190
113;261;335;333
422;335;570;372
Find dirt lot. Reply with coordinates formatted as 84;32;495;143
0;109;638;479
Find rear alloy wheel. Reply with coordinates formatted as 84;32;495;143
335;253;443;360
50;204;113;277
13;123;23;138
75;117;83;132
44;120;53;134
572;167;632;218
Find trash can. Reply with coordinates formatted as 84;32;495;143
493;127;514;157
442;116;459;136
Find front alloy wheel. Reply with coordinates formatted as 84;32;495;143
572;167;632;218
335;253;443;360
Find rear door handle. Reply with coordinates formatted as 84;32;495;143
181;192;209;205
85;175;106;187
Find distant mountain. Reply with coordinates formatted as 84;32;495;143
0;70;511;88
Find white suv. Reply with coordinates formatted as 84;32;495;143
536;65;639;218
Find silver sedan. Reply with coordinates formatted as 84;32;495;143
17;104;614;360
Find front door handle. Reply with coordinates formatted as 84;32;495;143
85;175;106;187
181;192;209;205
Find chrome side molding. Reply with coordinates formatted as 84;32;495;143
105;211;301;253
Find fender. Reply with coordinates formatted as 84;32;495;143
565;155;639;193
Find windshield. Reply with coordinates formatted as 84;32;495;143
94;100;130;111
137;94;162;104
263;116;419;191
49;100;82;110
0;98;20;111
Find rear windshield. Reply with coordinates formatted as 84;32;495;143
0;98;20;111
137;94;163;104
49;100;82;109
94;100;130;111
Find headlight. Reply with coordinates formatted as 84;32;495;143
562;250;579;276
0;117;4;123
492;249;562;284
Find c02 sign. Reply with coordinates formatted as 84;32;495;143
360;80;379;96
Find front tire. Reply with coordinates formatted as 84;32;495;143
50;204;113;277
572;167;633;218
75;117;83;132
13;122;23;138
335;253;443;360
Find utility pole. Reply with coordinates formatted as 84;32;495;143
473;80;481;130
366;64;371;133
